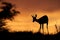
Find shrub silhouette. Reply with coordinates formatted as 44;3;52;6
0;2;20;31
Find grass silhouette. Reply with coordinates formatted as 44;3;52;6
0;28;60;40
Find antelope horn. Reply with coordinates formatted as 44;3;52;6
34;14;37;17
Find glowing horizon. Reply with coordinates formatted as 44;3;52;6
0;0;60;35
4;10;60;34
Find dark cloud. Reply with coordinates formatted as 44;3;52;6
3;0;60;12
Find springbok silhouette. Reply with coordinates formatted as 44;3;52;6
32;14;49;33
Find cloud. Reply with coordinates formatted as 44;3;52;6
3;0;60;12
18;0;60;12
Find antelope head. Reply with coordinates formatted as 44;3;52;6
32;14;37;22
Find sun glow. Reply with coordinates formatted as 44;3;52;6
0;0;60;35
3;10;60;34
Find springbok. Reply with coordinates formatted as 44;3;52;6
32;14;49;33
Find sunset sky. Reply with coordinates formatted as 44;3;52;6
0;0;60;34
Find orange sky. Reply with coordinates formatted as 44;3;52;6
1;0;60;34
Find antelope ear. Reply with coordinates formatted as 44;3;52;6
32;16;33;17
35;14;37;17
31;15;33;17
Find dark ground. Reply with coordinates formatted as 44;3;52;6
0;30;60;40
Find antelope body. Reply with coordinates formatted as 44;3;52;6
32;14;49;33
